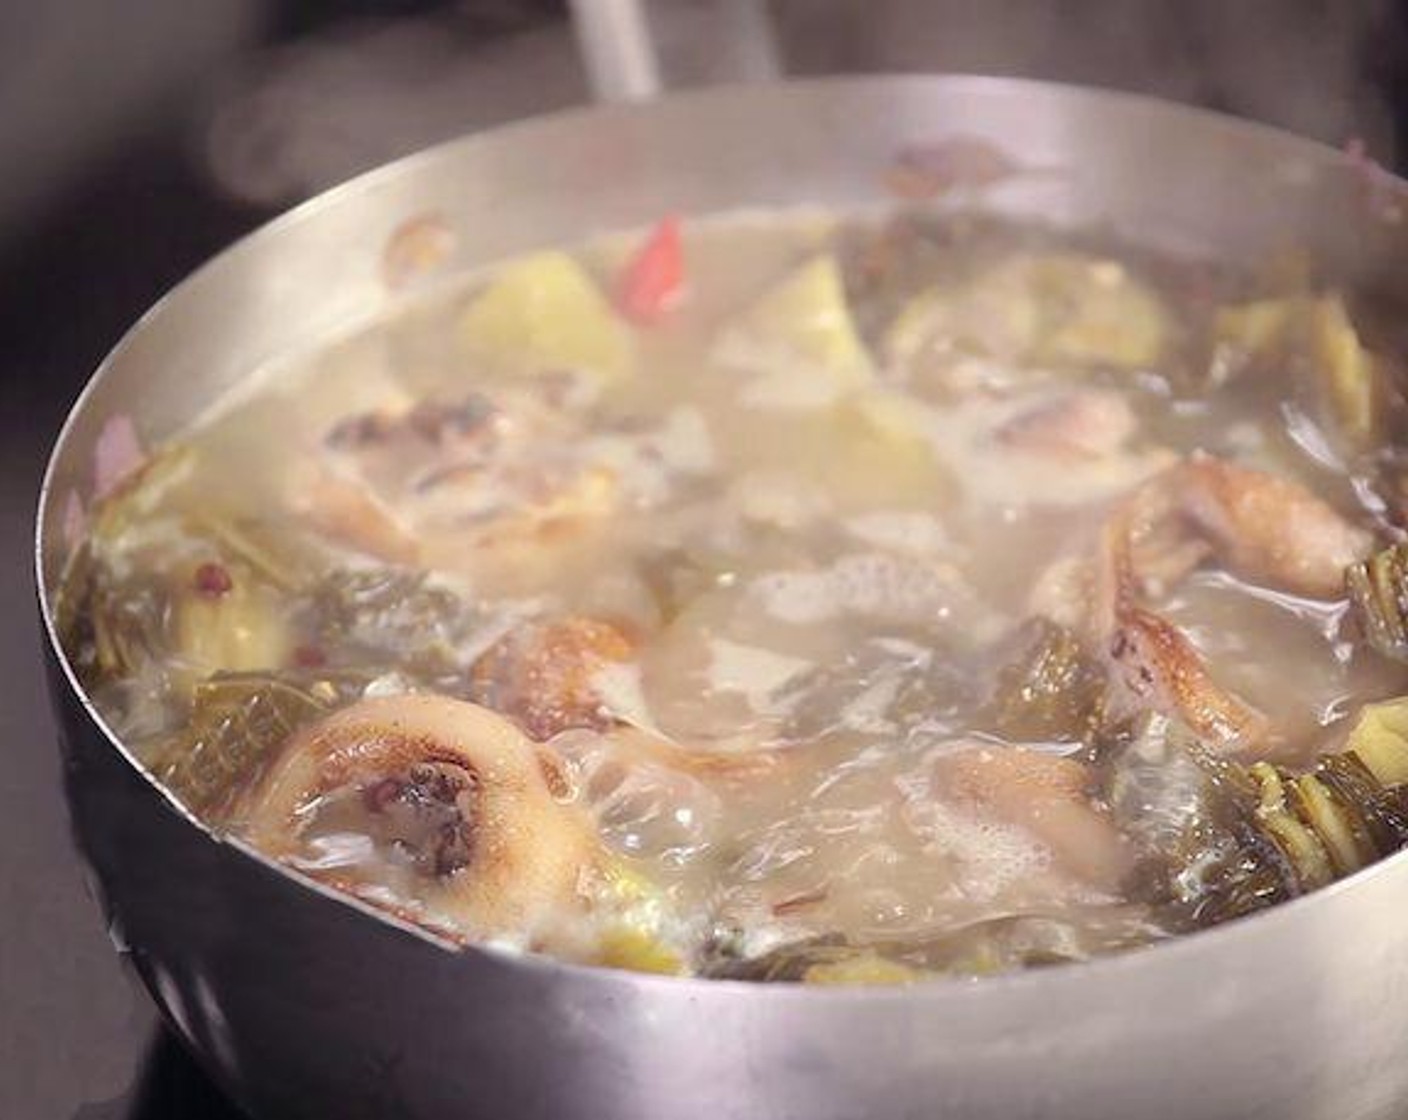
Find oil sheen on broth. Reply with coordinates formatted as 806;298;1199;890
58;209;1408;983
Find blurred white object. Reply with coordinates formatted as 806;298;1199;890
569;0;662;102
569;0;779;102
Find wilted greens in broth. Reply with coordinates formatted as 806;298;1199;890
59;208;1408;983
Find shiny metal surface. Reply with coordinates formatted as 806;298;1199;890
35;77;1408;1119
569;0;663;102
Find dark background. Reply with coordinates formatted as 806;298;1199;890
4;2;1408;1116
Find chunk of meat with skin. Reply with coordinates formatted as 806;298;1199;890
1095;504;1271;754
1028;454;1371;754
992;388;1139;462
574;723;787;784
232;694;602;945
471;617;637;741
321;392;515;514
295;386;623;586
428;462;617;544
932;388;1176;513
1105;604;1271;751
1130;455;1372;600
293;461;422;565
1031;496;1270;755
473;618;794;785
1037;454;1372;615
931;745;1133;892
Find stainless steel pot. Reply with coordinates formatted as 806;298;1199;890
36;76;1408;1120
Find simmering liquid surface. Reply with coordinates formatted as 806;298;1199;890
59;209;1408;982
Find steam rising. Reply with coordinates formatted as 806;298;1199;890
204;0;1400;206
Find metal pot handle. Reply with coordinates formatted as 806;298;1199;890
567;0;781;103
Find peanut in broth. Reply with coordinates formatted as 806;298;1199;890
60;209;1408;982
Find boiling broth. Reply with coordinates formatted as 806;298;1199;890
58;209;1408;982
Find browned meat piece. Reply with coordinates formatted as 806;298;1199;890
932;745;1133;892
1129;455;1372;600
233;694;602;945
470;617;636;741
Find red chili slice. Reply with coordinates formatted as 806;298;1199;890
616;215;684;325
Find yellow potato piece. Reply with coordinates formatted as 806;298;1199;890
596;926;685;976
458;250;632;382
1312;295;1379;448
842;391;945;497
591;862;685;975
884;288;943;367
1215;297;1298;355
804;953;922;986
847;388;933;450
172;567;291;677
1215;294;1379;448
724;254;874;391
1346;699;1408;787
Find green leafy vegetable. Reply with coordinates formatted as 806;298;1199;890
89;444;198;552
189;511;316;593
1109;710;1408;929
152;673;335;820
1247;761;1335;889
703;910;1156;984
56;542;167;686
311;568;494;690
886;252;1169;374
979;618;1105;743
1346;543;1408;661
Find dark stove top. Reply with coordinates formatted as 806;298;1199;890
0;127;264;1120
73;1037;244;1120
0;8;571;1114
